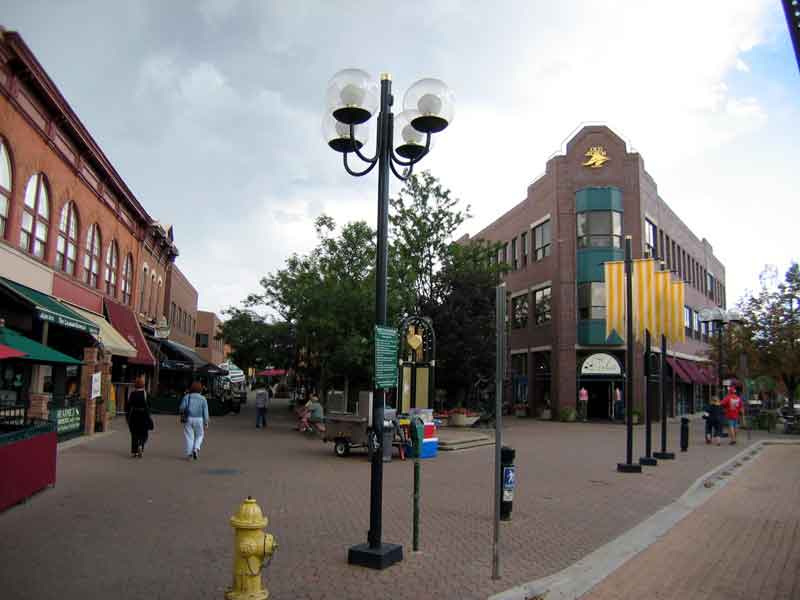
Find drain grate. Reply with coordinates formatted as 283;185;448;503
205;468;242;476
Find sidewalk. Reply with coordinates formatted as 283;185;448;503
580;444;800;600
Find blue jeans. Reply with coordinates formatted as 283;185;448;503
256;407;267;427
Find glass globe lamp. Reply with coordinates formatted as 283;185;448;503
403;78;454;133
323;113;368;153
393;110;430;160
326;68;379;125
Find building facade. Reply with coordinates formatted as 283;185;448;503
470;126;726;419
164;263;198;349
195;310;224;366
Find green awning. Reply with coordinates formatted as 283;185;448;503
0;277;99;335
0;326;83;365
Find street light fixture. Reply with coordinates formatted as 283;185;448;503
324;68;454;570
699;307;742;398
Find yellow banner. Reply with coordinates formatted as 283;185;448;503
604;261;625;341
654;270;671;342
672;278;685;344
633;259;657;342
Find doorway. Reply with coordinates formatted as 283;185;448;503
582;380;616;420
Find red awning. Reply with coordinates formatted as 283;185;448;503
679;360;706;385
0;343;27;360
104;299;155;366
257;368;286;377
665;356;691;383
698;365;716;385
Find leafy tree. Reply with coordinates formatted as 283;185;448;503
217;309;294;372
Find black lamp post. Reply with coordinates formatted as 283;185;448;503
324;69;454;570
699;308;742;399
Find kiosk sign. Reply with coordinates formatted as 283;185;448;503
374;325;399;389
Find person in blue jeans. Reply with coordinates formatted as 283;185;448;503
255;384;269;428
178;381;209;460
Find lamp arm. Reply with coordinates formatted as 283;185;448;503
389;158;414;181
343;151;378;177
390;133;431;167
349;124;379;165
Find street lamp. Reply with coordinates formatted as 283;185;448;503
699;307;743;399
324;68;454;570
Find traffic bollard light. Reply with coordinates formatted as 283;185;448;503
680;417;689;452
500;446;516;521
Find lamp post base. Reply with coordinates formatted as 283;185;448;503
617;462;642;473
348;542;403;570
653;451;675;460
639;456;658;466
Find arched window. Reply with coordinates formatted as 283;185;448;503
156;277;163;318
149;272;156;317
83;223;102;287
56;202;79;275
139;265;148;313
121;253;133;305
104;240;119;297
20;173;49;258
0;137;12;239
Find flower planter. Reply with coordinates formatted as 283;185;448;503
0;420;57;512
450;413;479;427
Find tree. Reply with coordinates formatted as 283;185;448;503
216;309;295;372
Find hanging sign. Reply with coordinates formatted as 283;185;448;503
374;325;399;389
581;353;622;376
91;372;102;399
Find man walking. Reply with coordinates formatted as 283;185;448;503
721;385;743;445
255;384;268;428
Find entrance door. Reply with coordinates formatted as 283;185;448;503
586;381;612;420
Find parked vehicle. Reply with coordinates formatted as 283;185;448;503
219;361;246;414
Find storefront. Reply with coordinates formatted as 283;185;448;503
577;352;625;420
104;298;156;411
154;339;228;414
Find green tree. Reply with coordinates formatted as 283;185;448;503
216;309;294;372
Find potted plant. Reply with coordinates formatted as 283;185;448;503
560;407;577;422
450;407;480;426
514;403;528;417
632;410;641;425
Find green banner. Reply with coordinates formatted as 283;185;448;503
374;325;399;389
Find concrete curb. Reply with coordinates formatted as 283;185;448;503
58;429;115;453
489;439;800;600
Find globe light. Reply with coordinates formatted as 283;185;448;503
322;112;369;153
393;110;430;160
403;78;454;133
326;69;379;125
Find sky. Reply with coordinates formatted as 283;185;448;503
2;0;798;315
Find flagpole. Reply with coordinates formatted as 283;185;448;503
654;332;675;460
640;329;657;466
618;236;642;474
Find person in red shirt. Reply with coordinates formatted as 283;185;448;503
721;385;744;445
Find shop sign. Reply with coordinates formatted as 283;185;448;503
581;353;622;376
502;466;516;502
37;309;98;334
374;325;399;389
56;407;81;435
91;372;102;399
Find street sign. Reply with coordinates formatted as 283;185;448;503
502;466;516;502
374;325;399;389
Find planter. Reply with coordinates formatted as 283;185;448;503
450;413;479;427
540;409;552;420
0;420;57;512
514;406;528;417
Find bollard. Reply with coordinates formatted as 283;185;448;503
226;497;277;600
500;446;516;521
680;417;689;452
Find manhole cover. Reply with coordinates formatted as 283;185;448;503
205;468;241;476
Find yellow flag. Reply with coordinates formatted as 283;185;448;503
673;278;685;343
654;270;671;342
604;261;625;341
633;259;657;342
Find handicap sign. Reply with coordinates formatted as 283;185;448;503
502;466;516;501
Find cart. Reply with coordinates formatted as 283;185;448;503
323;412;371;457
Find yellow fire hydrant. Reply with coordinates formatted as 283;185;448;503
225;496;277;600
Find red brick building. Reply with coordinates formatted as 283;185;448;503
470;126;727;420
195;310;224;367
164;263;198;349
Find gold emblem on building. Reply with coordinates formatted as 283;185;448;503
582;146;610;169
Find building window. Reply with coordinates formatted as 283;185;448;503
521;231;528;266
83;223;102;287
0;138;12;238
140;266;148;312
121;254;133;305
658;230;665;263
56;202;79;275
702;321;709;343
171;302;176;326
684;306;692;338
196;333;209;348
578;282;605;320
693;310;702;340
20;173;49;258
511;294;529;329
511;237;518;270
644;219;657;258
502;243;508;265
577;211;621;249
149;273;156;317
104;240;119;297
533;220;551;260
534;286;552;324
706;272;714;299
511;353;528;376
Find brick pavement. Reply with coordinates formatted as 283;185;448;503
0;397;770;600
580;444;800;600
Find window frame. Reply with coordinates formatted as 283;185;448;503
521;231;528;266
121;254;133;305
511;293;529;329
20;173;50;259
577;211;621;249
577;282;606;320
83;223;102;288
533;219;551;261
0;137;12;240
533;286;552;324
56;202;79;275
644;219;657;258
104;240;119;297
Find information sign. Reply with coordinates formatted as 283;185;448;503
374;325;399;389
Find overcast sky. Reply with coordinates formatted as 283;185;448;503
3;1;798;315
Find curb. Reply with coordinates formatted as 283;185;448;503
488;439;800;600
58;429;115;453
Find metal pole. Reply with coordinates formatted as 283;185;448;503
654;333;674;459
492;284;505;579
640;329;657;466
413;458;420;551
618;236;641;473
717;322;724;400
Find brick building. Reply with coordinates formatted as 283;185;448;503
0;29;183;434
470;126;726;420
195;310;224;366
164;263;198;349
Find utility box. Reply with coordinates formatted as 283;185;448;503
358;391;373;422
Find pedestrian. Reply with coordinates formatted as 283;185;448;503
178;381;209;460
255;384;268;429
126;375;153;458
721;385;743;445
704;396;723;446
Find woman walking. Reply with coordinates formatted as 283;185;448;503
178;381;209;460
126;376;152;458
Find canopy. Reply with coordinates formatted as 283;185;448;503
66;304;137;358
0;277;99;335
257;368;286;377
0;326;83;365
678;359;706;385
0;343;26;360
665;356;691;383
104;299;156;366
220;361;245;383
160;339;228;375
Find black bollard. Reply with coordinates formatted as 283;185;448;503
680;417;689;452
500;446;516;521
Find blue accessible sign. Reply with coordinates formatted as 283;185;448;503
502;466;516;501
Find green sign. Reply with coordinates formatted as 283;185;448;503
55;407;81;435
374;325;399;389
